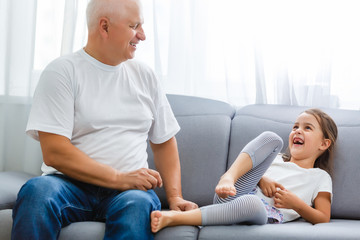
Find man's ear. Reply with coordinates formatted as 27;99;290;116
320;139;331;151
99;17;109;36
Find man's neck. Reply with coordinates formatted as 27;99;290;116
84;43;125;66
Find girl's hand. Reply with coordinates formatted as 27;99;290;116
274;190;331;224
274;189;302;209
215;176;236;198
258;176;285;197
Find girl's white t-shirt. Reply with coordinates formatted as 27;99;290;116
255;155;333;222
26;49;180;175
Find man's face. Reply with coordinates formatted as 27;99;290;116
107;0;146;63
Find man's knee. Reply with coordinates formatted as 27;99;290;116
17;175;63;200
105;190;160;237
15;175;70;215
117;190;160;212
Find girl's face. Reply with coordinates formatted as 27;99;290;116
289;112;330;163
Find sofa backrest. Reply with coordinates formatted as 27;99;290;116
229;104;360;220
147;94;235;208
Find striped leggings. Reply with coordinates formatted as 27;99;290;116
200;131;283;225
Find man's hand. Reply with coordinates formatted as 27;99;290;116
258;176;285;197
168;196;198;211
117;168;163;191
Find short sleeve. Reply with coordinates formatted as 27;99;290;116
313;171;333;202
147;70;180;144
26;67;75;141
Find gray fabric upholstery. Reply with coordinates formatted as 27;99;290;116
153;226;200;240
166;94;235;117
0;95;359;239
198;219;360;240
60;223;199;240
0;209;12;239
0;171;35;209
59;222;105;240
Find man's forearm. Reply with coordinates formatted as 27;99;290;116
39;131;122;188
39;131;163;191
150;137;183;200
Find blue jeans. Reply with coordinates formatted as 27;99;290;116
11;174;161;240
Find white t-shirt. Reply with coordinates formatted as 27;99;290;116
26;49;180;175
255;155;332;222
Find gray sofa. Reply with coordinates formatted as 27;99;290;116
1;94;360;239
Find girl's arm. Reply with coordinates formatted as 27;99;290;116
274;190;331;224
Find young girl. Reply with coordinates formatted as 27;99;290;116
151;108;338;232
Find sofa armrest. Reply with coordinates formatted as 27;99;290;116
0;171;36;210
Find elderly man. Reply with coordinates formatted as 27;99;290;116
11;0;197;239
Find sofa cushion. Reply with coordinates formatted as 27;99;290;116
59;222;105;240
228;104;360;220
148;95;235;208
198;219;360;240
0;171;35;210
0;209;12;239
154;226;199;240
60;222;199;240
166;94;235;117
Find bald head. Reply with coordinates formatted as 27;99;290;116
84;0;145;65
86;0;142;33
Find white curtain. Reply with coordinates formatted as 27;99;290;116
0;0;41;175
0;0;87;174
143;0;360;109
1;0;360;174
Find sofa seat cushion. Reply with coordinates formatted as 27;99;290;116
59;222;199;240
0;171;35;209
155;226;200;240
198;219;360;240
0;209;12;239
59;222;105;240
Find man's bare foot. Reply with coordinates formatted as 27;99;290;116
215;176;236;198
151;210;174;233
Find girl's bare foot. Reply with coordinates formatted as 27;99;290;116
215;176;236;198
151;208;202;232
151;210;174;233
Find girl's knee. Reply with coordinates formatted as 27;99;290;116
259;131;284;150
246;195;263;207
242;131;283;168
243;195;267;224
